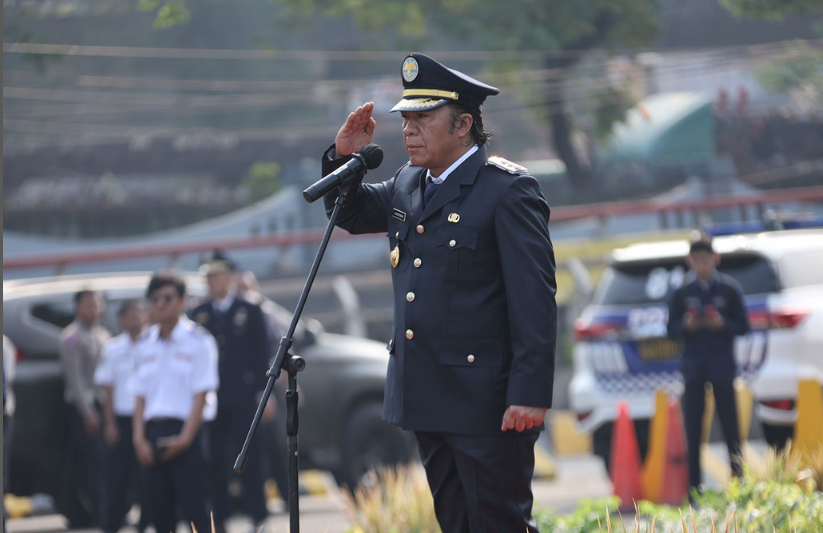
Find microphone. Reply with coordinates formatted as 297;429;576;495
303;144;384;203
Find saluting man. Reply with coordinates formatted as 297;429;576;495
190;250;273;532
321;53;558;532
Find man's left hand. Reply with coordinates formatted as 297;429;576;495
501;405;548;432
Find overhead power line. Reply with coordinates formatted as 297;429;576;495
3;39;820;61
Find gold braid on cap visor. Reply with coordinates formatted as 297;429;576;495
403;89;459;100
396;98;450;109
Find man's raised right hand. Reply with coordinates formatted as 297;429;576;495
335;101;376;157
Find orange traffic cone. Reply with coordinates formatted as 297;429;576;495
658;397;689;506
610;401;643;510
642;389;670;503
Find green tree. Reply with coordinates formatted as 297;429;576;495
273;0;659;190
243;161;282;203
718;0;823;20
756;41;823;109
718;1;823;110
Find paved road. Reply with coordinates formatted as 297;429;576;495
6;452;611;533
6;440;769;533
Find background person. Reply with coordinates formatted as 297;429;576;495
667;239;750;497
4;335;17;530
191;251;274;531
94;299;149;533
131;273;218;533
58;289;110;528
321;53;557;532
236;270;290;509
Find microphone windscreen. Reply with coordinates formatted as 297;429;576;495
360;144;384;170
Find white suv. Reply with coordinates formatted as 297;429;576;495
569;226;823;469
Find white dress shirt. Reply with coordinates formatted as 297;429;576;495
130;317;219;422
94;332;141;416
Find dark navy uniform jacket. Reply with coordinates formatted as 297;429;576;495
323;146;557;436
190;296;270;411
667;273;750;383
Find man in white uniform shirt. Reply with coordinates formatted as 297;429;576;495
94;300;149;533
131;273;219;533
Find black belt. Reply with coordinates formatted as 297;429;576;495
146;417;185;426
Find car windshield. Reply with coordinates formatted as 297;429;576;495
594;253;777;306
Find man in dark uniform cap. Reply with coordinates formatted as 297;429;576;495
321;53;557;532
190;250;274;531
667;239;749;497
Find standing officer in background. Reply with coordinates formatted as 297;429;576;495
236;270;291;509
94;299;149;533
59;289;111;528
191;251;274;531
667;239;750;497
322;53;557;532
132;273;218;533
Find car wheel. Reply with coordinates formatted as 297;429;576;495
334;402;416;491
761;422;793;451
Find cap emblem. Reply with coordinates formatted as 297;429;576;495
402;57;419;82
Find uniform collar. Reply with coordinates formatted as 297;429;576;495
425;145;479;184
691;271;720;291
148;315;195;342
212;289;237;313
419;146;487;220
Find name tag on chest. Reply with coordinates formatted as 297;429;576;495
392;208;406;222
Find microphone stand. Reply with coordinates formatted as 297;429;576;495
234;190;350;533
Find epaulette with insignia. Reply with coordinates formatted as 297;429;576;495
486;156;528;175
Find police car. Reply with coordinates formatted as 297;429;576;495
569;223;823;469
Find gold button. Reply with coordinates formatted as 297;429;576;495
406;292;415;302
467;354;475;363
405;329;414;340
449;239;456;247
395;231;400;238
416;225;424;234
413;258;422;268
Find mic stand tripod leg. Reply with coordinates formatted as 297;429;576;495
285;355;304;533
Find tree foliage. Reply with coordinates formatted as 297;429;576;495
273;0;659;191
719;0;823;20
756;41;823;108
137;0;190;28
243;161;282;203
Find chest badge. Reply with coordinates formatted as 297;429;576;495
233;307;248;327
390;245;400;269
447;213;461;223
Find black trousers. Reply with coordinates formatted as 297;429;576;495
415;431;540;533
209;407;269;524
59;405;103;528
683;377;744;490
143;419;211;533
101;416;147;533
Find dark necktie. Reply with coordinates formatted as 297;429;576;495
423;178;441;207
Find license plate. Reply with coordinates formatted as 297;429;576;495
638;339;682;361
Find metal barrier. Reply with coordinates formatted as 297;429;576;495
4;185;823;274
